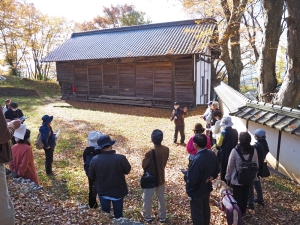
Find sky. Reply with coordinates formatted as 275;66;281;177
25;0;189;24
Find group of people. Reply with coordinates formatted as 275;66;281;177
1;98;270;224
1;99;58;224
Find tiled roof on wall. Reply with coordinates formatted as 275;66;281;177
42;18;217;62
214;81;300;136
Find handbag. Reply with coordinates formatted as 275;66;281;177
259;161;270;177
140;150;158;189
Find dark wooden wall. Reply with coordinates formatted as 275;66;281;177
56;55;195;108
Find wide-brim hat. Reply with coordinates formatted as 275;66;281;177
97;135;116;150
207;101;213;105
42;115;53;125
220;116;233;127
88;131;103;147
193;123;205;133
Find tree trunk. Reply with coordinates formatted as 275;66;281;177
273;0;300;107
256;0;284;102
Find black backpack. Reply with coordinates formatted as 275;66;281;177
235;148;258;185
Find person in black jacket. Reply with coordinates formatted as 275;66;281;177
39;115;57;176
216;116;238;182
5;102;24;145
89;135;131;219
181;134;219;225
171;102;188;144
248;129;269;209
4;102;24;122
83;131;103;209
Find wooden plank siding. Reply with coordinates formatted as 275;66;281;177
88;65;102;95
119;64;135;96
103;64;118;95
174;59;194;105
56;55;195;108
74;63;88;95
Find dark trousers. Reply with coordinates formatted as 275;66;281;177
99;196;124;218
88;178;98;208
248;178;263;205
190;193;210;225
174;125;185;143
220;163;227;182
232;185;250;214
44;147;54;174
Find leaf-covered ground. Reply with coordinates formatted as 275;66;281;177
5;100;300;225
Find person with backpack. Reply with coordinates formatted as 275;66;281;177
39;115;57;176
225;132;259;216
247;129;270;209
83;131;103;209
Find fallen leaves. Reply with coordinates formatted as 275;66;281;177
5;100;300;224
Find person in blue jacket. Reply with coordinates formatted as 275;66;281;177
39;115;56;176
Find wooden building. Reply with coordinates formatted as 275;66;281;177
42;18;219;108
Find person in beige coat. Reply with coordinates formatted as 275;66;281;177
225;132;259;216
0;105;21;225
142;129;169;223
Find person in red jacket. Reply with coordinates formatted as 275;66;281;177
9;129;40;185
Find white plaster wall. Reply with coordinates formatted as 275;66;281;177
218;100;300;183
196;49;211;105
278;132;300;183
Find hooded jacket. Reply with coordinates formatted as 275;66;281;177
39;125;56;148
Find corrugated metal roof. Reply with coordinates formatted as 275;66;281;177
215;81;300;136
214;81;251;114
42;18;217;62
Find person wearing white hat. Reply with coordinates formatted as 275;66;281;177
83;131;103;208
216;116;238;182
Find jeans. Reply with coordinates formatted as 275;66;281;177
44;146;54;174
190;193;210;225
220;163;227;182
248;178;263;205
142;184;166;220
99;196;123;218
0;164;15;225
232;185;250;214
174;125;185;143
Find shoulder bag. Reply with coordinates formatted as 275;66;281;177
140;150;158;189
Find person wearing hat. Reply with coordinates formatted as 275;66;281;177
2;99;11;114
4;101;24;145
186;123;211;166
83;131;103;209
170;102;188;144
199;101;213;121
225;132;259;215
9;129;40;185
248;129;270;209
4;102;24;122
216;116;238;182
39;115;57;176
0;103;21;225
89;135;131;219
142;129;169;223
